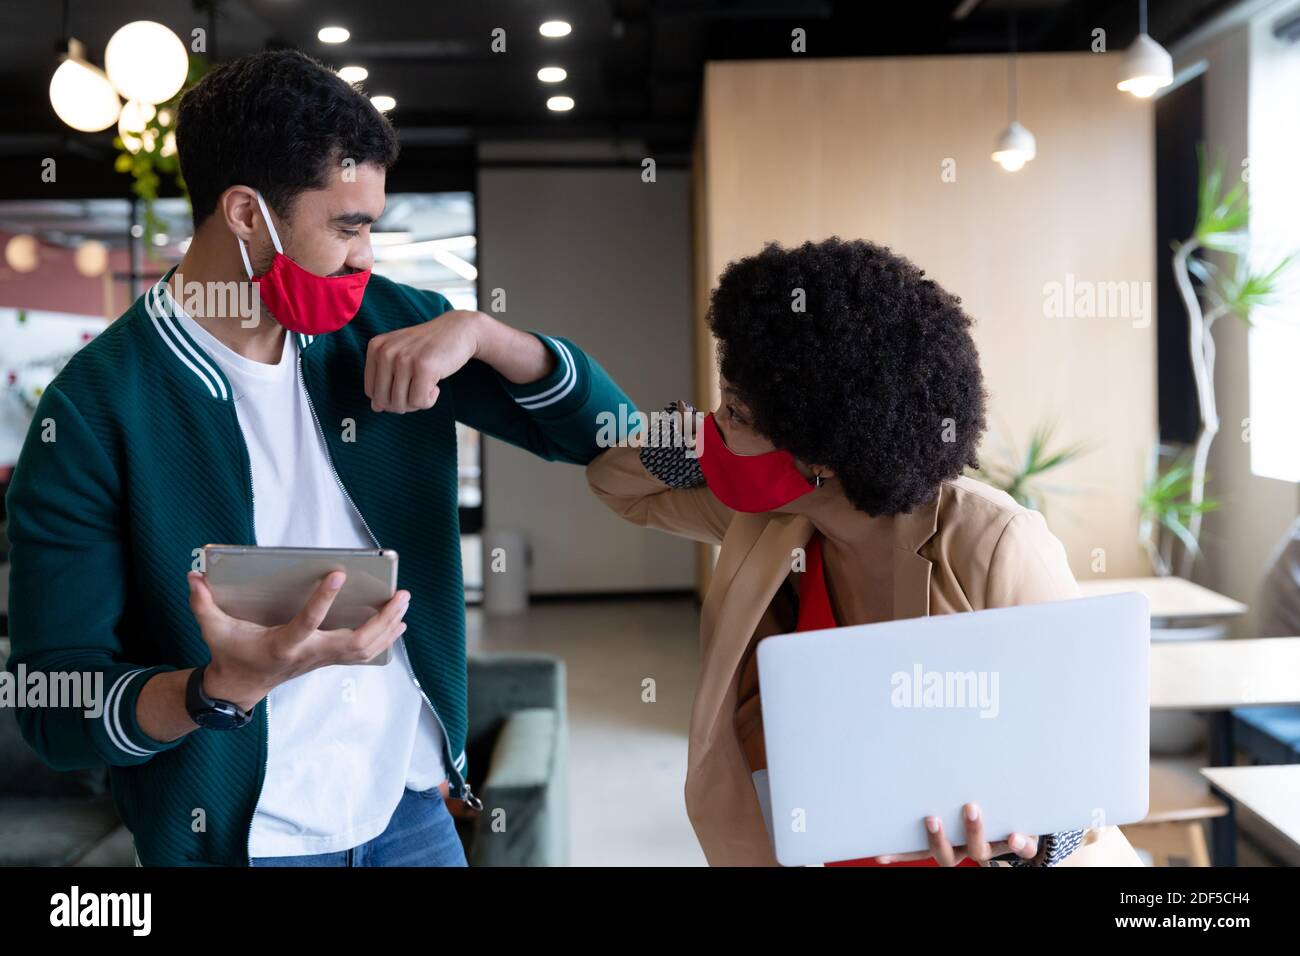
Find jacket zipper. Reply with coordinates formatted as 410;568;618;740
234;406;271;866
297;354;482;811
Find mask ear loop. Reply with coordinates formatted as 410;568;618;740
236;188;283;279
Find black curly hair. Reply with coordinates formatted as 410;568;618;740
176;49;399;227
706;237;987;516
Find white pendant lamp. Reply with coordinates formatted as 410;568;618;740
117;100;158;154
992;121;1037;172
1117;1;1173;98
992;15;1035;172
49;39;121;132
105;21;189;106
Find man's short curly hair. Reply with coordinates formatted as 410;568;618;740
177;50;399;228
706;237;987;516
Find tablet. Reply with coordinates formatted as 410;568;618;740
202;545;400;666
757;592;1150;866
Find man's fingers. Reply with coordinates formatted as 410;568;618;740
361;619;407;662
186;571;231;628
355;590;411;639
321;595;409;663
408;361;440;411
364;335;382;402
369;342;393;412
387;352;412;413
288;571;347;639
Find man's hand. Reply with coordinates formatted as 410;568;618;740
871;803;1041;867
364;309;560;414
187;570;411;711
364;309;483;414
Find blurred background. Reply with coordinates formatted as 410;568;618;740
1;0;1298;867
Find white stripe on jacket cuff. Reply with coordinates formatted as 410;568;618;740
514;336;579;410
103;669;162;757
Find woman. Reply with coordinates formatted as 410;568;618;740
586;238;1142;867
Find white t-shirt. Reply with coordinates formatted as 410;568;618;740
172;297;447;858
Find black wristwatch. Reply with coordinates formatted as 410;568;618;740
186;664;255;730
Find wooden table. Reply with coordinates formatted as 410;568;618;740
1201;766;1300;858
1079;576;1247;625
1150;637;1300;865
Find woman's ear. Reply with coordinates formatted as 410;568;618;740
795;460;835;482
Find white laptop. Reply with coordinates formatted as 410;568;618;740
756;592;1150;866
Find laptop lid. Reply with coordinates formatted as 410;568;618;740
757;592;1150;866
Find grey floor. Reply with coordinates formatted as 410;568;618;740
466;596;707;866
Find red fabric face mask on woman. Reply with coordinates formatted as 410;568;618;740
237;189;370;336
697;411;817;513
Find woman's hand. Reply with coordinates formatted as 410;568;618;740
872;803;1040;866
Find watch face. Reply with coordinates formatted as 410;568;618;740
195;706;247;730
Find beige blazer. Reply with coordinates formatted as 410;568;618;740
587;445;1144;867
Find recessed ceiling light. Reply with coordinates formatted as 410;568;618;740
318;26;350;44
338;65;368;84
371;94;396;112
537;66;567;83
547;95;574;112
539;21;572;38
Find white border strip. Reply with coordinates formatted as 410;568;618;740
103;670;155;757
154;284;230;402
517;338;577;410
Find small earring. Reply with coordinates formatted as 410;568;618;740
814;472;824;489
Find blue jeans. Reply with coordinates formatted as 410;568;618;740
248;785;468;867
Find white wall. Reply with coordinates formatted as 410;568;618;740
1174;1;1300;636
476;167;696;594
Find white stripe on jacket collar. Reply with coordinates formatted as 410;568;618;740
143;272;314;398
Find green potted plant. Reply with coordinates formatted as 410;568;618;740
1162;146;1295;577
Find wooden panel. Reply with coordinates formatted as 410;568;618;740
695;53;1157;579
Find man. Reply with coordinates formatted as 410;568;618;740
4;50;630;866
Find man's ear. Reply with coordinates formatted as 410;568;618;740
220;185;261;243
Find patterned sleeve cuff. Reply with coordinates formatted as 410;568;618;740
639;401;707;489
1000;828;1087;867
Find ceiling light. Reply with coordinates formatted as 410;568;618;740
105;21;189;105
370;236;477;261
539;21;572;38
49;41;121;132
992;121;1037;171
117;100;157;154
1117;32;1173;98
537;66;567;83
74;240;109;278
547;95;574;112
5;235;39;273
338;65;368;84
370;95;396;112
318;26;350;44
991;16;1035;173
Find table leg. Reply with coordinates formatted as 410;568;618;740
1206;710;1237;867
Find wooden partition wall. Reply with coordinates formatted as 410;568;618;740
692;53;1158;591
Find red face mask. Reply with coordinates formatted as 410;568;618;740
697;412;817;513
237;189;370;336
